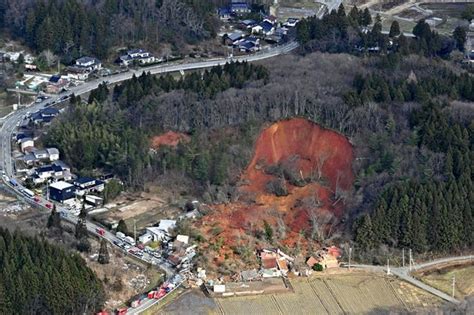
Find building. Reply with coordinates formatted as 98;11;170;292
218;7;231;20
20;137;34;153
224;32;244;46
254;21;274;36
46;148;60;161
75;57;102;72
240;19;257;29
66;67;89;80
120;49;155;66
158;219;177;233
74;177;105;194
138;233;153;244
30;107;60;125
284;18;299;27
49;181;76;202
230;1;250;14
145;227;169;242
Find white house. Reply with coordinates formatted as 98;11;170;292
20;138;34;153
120;49;155;66
138;233;153;244
46;148;59;161
158;219;176;233
75;57;102;71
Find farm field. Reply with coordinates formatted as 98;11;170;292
419;264;474;299
212;271;441;315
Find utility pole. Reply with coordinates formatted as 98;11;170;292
348;247;352;271
16;86;20;109
409;249;413;271
452;275;456;298
387;258;391;275
133;219;137;243
402;248;405;267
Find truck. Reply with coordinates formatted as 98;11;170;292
153;288;166;299
96;228;105;236
115;308;127;315
124;236;136;246
116;231;126;240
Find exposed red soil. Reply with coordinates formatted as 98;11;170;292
150;131;190;149
197;119;355;258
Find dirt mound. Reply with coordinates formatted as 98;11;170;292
151;131;190;149
197;118;354;261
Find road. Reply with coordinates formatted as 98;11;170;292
347;255;474;304
0;41;298;314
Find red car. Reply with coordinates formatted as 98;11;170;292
116;308;127;315
96;228;105;236
33;196;40;202
45;203;52;209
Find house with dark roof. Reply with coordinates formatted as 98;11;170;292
30;108;59;125
230;2;250;14
217;7;232;20
224;32;244;45
74;177;105;194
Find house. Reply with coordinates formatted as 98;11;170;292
263;15;277;25
284;18;299;27
75;57;102;71
306;256;319;269
74;177;105;194
66;66;90;80
238;40;259;52
240;19;257;29
120;49;155;66
145;227;169;242
49;181;76;202
22;153;38;166
218;7;232;20
230;1;250;15
176;234;189;244
158;219;177;233
31;108;60;125
20;137;34;153
138;233;153;244
53;160;70;172
224;32;244;45
46;148;59;161
259;21;274;36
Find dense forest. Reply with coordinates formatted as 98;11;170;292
0;228;105;314
0;0;219;60
296;4;462;58
45;61;268;189
50;52;474;255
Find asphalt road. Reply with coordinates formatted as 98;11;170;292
0;40;298;314
347;255;474;304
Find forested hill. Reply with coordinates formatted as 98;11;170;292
0;228;105;314
0;0;218;60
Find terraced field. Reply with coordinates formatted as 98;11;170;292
214;272;441;315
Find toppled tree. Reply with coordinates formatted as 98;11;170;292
98;239;110;264
266;178;288;197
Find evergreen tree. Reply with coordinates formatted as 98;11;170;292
97;239;109;264
354;214;375;250
389;21;400;38
453;26;467;52
116;219;129;235
47;204;61;230
361;8;372;27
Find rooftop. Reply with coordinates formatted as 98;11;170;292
50;181;74;190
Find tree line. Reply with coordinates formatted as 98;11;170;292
0;228;105;314
296;4;464;58
0;0;218;61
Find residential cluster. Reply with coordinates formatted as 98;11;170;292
207;246;341;296
218;1;299;53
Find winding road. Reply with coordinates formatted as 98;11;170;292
0;41;298;314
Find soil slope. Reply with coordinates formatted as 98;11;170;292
151;131;190;149
198;118;354;255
